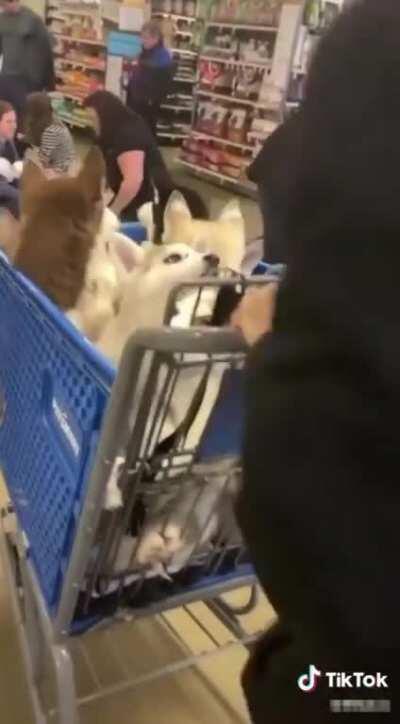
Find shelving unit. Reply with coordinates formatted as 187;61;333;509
180;158;257;196
179;0;297;193
47;0;122;128
200;56;272;70
151;0;202;143
179;0;343;196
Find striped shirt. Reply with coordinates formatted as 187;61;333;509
39;120;75;174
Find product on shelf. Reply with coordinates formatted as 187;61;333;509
234;66;263;99
203;30;238;57
196;102;229;136
49;4;104;42
226;107;248;143
202;145;223;172
199;60;235;91
209;0;281;26
239;37;271;63
220;149;248;178
248;116;277;147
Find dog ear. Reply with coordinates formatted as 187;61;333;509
218;199;243;222
111;233;145;273
79;146;106;204
164;190;192;222
20;160;46;216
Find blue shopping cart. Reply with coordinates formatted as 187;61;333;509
0;222;280;723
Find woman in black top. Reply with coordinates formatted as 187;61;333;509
84;90;169;220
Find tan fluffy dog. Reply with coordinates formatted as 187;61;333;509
15;147;105;312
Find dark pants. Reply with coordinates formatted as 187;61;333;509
127;100;159;138
0;74;32;132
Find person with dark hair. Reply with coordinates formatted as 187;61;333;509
24;92;75;175
84;89;164;219
84;90;207;226
233;0;400;721
0;100;20;219
0;0;55;96
247;110;302;264
126;20;174;136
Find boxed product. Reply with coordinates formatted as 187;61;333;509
249;116;277;136
221;150;248;178
202;145;224;173
196;102;229;137
235;67;263;100
226;108;248;144
199;60;234;92
239;38;271;64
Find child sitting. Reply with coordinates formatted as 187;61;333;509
24;92;76;176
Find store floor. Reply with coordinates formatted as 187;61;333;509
0;146;269;723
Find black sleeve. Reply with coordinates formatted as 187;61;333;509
112;125;148;157
238;284;400;663
37;19;55;90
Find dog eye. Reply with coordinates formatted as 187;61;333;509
164;253;183;264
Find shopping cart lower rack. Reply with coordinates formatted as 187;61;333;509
0;225;279;723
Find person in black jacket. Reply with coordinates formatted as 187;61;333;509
234;1;400;721
126;20;174;137
0;0;55;94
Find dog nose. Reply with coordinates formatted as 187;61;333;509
204;253;219;268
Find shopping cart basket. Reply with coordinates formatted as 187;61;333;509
0;224;280;723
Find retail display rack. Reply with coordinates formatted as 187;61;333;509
47;0;149;127
46;0;111;127
151;0;204;143
179;0;343;195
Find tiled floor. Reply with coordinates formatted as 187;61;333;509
0;155;271;723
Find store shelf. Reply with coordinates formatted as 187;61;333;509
53;32;106;47
55;57;106;72
175;75;197;83
171;48;198;57
172;93;193;100
179;159;257;196
59;8;97;16
56;88;85;103
200;55;272;70
191;131;254;153
157;131;188;139
161;103;192;112
175;30;192;37
196;89;268;109
206;21;278;32
153;12;196;22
